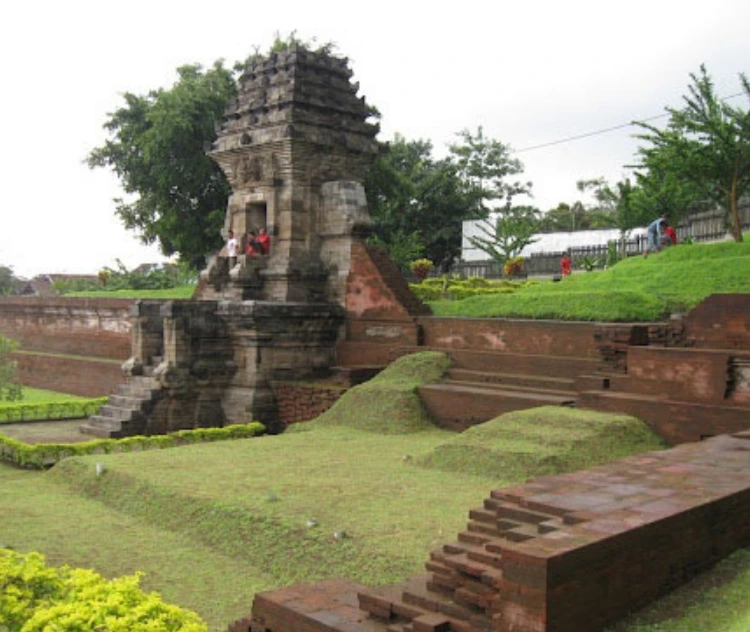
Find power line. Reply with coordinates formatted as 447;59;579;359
512;91;746;154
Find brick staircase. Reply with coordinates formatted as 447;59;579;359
80;357;164;438
417;349;596;431
356;492;567;632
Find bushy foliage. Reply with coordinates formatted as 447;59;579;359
0;549;207;631
409;258;433;282
410;276;529;302
54;260;197;295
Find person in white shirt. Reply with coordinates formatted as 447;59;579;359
226;230;238;268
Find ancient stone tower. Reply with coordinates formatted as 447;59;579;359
203;45;380;305
84;47;386;437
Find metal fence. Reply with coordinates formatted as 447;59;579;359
454;199;750;278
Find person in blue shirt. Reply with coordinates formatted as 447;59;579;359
644;214;668;258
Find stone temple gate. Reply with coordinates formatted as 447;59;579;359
82;46;392;437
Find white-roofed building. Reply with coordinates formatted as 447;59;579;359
461;219;648;263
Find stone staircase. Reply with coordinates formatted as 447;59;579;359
418;349;595;431
80;358;164;438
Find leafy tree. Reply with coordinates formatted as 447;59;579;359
87;62;237;268
0;336;22;401
449;126;531;215
576;178;645;234
364;135;477;270
630;140;709;226
467;204;540;264
0;265;16;296
634;65;750;241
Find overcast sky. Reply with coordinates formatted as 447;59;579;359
1;0;748;278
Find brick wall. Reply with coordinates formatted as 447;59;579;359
417;317;600;357
273;381;346;426
0;297;133;396
14;352;124;397
0;297;133;358
684;294;750;350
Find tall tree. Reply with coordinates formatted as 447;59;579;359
365;135;477;270
634;65;750;241
449;126;531;215
87;62;237;268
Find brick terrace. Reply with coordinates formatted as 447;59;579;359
239;429;750;632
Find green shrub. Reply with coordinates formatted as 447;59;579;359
0;548;207;631
0;422;265;469
0;398;107;423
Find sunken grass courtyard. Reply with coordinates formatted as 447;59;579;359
2;353;750;631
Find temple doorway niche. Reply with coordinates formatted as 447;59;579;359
247;202;267;235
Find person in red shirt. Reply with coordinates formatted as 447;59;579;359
663;223;677;246
257;227;271;255
560;252;572;276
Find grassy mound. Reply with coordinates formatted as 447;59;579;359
415;406;665;480
295;351;451;434
430;240;750;321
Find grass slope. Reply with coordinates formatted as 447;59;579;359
0;352;747;631
415;406;666;480
430;240;750;321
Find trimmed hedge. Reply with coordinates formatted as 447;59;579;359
0;399;108;423
0;548;207;631
0;422;266;469
409;277;532;301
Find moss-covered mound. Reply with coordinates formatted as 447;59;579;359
414;406;666;480
294;351;450;434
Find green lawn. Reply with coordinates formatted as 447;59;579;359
429;240;750;320
2;353;748;631
64;285;196;299
0;387;87;408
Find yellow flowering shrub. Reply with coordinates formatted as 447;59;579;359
0;549;207;632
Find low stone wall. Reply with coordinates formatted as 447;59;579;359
273;381;347;426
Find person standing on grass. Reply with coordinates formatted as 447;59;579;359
644;214;668;258
226;230;238;269
560;252;572;276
